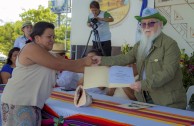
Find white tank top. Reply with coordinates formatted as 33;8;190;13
1;56;56;109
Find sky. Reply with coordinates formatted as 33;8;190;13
0;0;48;25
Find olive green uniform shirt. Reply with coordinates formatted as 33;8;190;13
101;32;186;109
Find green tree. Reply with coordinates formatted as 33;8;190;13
20;5;57;24
20;5;71;52
0;22;15;55
0;5;71;57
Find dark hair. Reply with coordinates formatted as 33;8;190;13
25;39;32;44
87;49;103;56
30;21;55;41
6;47;20;65
90;1;100;9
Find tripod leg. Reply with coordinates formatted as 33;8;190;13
81;30;93;58
94;30;106;56
97;42;106;56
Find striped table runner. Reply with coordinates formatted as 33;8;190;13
50;91;194;126
66;114;132;126
43;98;130;126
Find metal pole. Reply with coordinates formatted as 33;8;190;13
57;13;61;27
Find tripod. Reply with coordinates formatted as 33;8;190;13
81;24;105;58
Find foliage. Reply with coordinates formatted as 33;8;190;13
20;6;57;24
121;42;133;54
0;6;71;57
180;49;194;90
55;25;69;43
53;116;64;126
0;22;17;55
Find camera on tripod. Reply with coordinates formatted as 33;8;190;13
81;17;105;58
90;18;98;30
90;18;98;24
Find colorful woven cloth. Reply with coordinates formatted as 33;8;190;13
42;104;130;126
50;91;194;125
66;114;131;126
42;118;98;126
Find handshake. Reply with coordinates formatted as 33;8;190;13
83;55;102;66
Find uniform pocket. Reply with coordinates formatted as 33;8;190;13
147;57;163;71
148;57;162;63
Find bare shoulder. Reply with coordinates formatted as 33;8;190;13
19;43;46;65
22;43;43;53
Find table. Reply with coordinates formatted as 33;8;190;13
45;87;194;126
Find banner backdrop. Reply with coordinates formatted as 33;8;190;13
71;0;154;46
155;0;194;55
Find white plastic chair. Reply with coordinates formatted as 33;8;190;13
186;85;194;110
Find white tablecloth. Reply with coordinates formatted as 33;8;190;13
45;87;194;126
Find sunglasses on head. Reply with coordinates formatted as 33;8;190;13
140;21;159;29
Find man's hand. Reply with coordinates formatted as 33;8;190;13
87;23;92;27
83;56;93;66
92;56;102;66
129;81;142;92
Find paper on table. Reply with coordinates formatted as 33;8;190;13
118;101;156;109
83;66;135;89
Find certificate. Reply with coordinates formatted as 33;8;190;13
83;66;135;89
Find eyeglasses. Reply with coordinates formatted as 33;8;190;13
140;21;158;29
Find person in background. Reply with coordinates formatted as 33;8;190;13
56;70;80;90
1;21;92;126
92;8;186;109
0;47;20;84
52;47;80;90
87;1;114;56
78;49;107;94
14;21;33;49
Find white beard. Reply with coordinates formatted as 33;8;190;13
137;28;162;61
